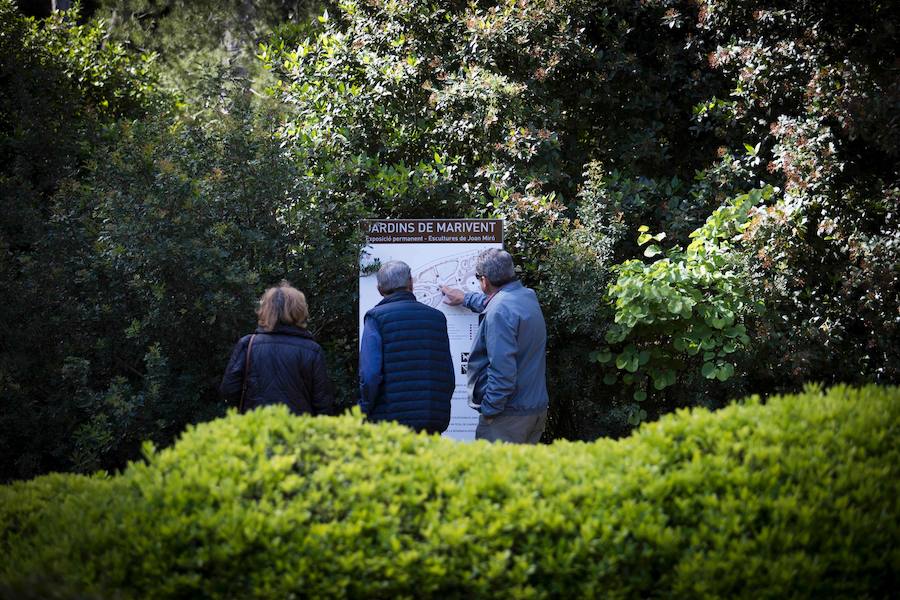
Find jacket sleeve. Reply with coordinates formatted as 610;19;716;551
481;305;518;417
310;348;335;416
358;316;383;415
219;336;249;405
463;291;489;313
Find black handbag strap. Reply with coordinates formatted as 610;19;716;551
239;334;257;413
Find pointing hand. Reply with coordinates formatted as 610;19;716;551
441;285;464;306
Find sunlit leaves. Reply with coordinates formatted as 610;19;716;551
2;385;898;597
594;188;773;420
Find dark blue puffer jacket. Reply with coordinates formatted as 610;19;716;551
220;324;334;415
365;292;454;432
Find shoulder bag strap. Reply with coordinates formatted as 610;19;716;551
239;334;257;413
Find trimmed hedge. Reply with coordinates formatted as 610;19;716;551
1;385;898;598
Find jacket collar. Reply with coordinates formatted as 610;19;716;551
484;280;522;308
376;290;417;307
490;279;522;297
255;324;315;339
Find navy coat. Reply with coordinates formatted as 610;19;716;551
220;324;334;416
362;291;455;433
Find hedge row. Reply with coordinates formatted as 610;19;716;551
1;384;897;598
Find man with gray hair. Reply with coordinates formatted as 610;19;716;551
441;249;549;443
360;260;455;434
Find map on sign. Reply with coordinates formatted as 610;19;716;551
411;250;482;308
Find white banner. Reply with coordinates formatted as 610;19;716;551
359;219;503;440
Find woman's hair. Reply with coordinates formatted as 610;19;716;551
256;281;309;331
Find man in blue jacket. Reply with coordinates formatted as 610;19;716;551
441;249;548;443
360;261;455;434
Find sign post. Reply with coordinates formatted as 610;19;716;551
359;219;504;440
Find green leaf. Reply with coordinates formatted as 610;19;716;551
644;244;662;258
711;316;728;329
637;225;649;233
605;327;627;344
717;362;735;381
701;362;717;379
664;369;677;386
633;390;647;402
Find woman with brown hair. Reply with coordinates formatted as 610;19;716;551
220;281;334;416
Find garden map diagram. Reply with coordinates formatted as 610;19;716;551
411;251;482;308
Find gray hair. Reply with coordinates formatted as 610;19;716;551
476;249;516;286
377;260;412;294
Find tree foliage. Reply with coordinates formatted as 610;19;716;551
0;3;365;481
98;0;328;93
595;187;774;422
1;1;167;479
258;0;898;433
1;0;897;479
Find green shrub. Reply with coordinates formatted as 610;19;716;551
1;384;896;598
593;187;773;425
696;0;900;387
0;0;169;481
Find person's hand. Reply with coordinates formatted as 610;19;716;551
441;285;464;306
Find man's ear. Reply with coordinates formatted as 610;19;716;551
406;278;414;291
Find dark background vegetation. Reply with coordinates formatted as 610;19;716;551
1;0;897;482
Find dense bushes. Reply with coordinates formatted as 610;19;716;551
0;1;169;480
596;187;773;418
2;0;898;479
98;0;327;93
259;0;899;437
0;91;366;479
696;0;900;393
1;384;897;598
0;3;365;481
